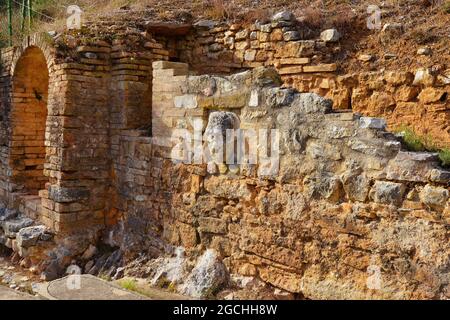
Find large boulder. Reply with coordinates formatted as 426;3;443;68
179;249;228;298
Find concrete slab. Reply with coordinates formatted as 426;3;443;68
36;275;148;300
0;285;40;300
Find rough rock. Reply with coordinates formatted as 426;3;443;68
16;226;51;248
291;93;333;114
370;181;406;206
419;185;449;212
179;249;228;298
386;152;439;182
2;217;34;237
81;244;98;261
359;117;387;130
417;47;431;56
320;29;340;42
272;11;295;22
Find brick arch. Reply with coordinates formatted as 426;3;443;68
8;35;56;194
9;34;56;77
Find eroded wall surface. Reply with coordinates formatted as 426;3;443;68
106;61;450;299
0;18;448;298
160;20;450;147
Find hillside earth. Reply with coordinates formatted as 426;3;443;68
2;0;449;75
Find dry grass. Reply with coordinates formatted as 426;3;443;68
299;7;324;29
328;8;356;32
203;0;235;21
241;8;271;24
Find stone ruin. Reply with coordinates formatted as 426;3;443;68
0;13;448;299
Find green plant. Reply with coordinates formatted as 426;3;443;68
118;278;138;292
396;125;449;167
397;126;426;151
443;1;450;13
438;148;450;167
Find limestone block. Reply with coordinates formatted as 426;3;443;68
265;87;296;107
419;185;449;212
235;29;249;40
259;24;272;33
49;186;90;203
291;92;333;114
386;152;439;183
268;29;283;43
418;87;446;104
320;29;340;42
359;117;387;130
204;176;251;201
152;61;189;71
279;57;310;65
174;94;198;109
272;10;295;22
385;71;414;86
278;66;303;75
3;217;34;238
394;86;419;102
178;223;198;248
198;217;227;234
16;225;51;248
428;169;450;184
413;68;435;86
244;50;257;62
283;31;301;41
341;172;371;202
370;181;406;206
303;64;337;73
235;41;250;51
249;89;259;107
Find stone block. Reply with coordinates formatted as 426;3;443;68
16;225;52;248
370;181;406;206
320;29;340;42
198;217;227;234
279;58;310;65
49;186;90;203
152;61;189;71
303;64;337;73
419;184;449;212
386;152;439;183
359;117;387;130
174;94;198;109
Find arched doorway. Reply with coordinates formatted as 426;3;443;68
10;46;49;194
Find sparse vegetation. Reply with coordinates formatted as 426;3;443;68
203;0;234;21
396;125;449;168
438;148;450;167
118;278;138;292
443;1;450;13
299;6;324;29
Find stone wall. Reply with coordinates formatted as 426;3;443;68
104;61;450;299
0;16;448;298
157;17;450;147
